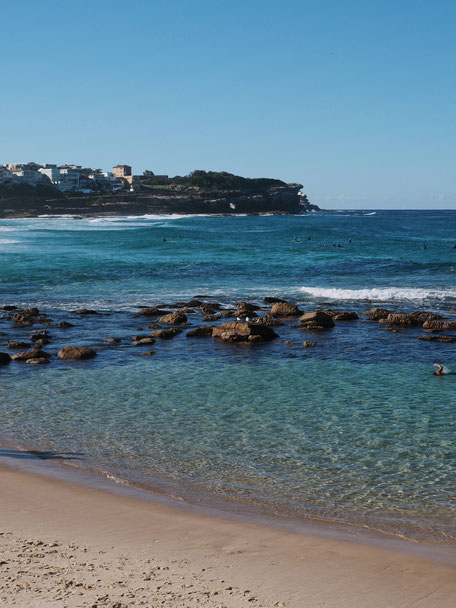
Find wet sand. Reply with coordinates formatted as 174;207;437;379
1;463;456;607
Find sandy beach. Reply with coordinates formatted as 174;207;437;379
0;463;455;607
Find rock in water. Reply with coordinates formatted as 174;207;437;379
363;308;391;320
299;311;335;330
422;320;456;331
57;346;97;360
156;311;188;324
270;302;302;317
0;352;12;365
150;328;182;339
212;321;278;343
186;326;215;337
71;309;99;315
26;357;50;365
12;349;51;361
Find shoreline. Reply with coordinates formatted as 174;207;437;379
2;443;456;563
1;458;456;607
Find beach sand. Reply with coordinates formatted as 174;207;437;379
1;464;455;607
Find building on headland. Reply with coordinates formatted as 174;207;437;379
112;165;132;178
2;161;161;194
0;166;12;183
112;164;142;191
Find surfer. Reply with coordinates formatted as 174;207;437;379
433;364;444;376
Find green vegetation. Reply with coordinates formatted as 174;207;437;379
0;182;61;199
141;170;287;193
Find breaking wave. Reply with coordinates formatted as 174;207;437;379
299;286;456;302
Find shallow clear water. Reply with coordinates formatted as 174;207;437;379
1;211;455;542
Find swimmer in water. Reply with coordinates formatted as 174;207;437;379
433;364;444;376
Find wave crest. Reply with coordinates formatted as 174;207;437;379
299;286;456;302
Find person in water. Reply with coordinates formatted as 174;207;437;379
433;364;444;376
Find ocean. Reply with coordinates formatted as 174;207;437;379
1;210;455;544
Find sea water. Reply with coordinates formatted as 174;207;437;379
0;210;455;543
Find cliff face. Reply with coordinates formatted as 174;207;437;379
0;184;316;217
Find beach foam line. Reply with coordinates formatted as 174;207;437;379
299;286;456;301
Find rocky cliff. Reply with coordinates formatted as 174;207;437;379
0;184;318;218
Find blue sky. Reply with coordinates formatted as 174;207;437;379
1;1;455;209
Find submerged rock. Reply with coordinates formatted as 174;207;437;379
264;296;287;304
7;341;31;349
71;309;99;315
105;337;121;343
55;321;75;328
150;328;182;339
200;303;221;315
212;321;278;343
57;346;97;360
417;335;456;342
132;337;156;346
202;313;219;322
299;311;335;330
219;309;236;318
303;341;316;347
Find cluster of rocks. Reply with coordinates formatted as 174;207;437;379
0;298;454;367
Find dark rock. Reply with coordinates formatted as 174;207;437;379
200;303;221;315
219;309;236;318
303;341;316;347
0;352;12;365
55;321;75;328
299;311;335;330
184;299;204;307
31;333;50;343
285;340;294;346
363;308;391;320
71;309;99;315
186;326;215;337
332;311;359;321
417;335;456;342
7;341;31;349
34;339;50;348
26;357;50;365
57;346;97;360
12;349;51;361
202;314;219;322
137;307;168;317
157;310;187;324
150;328;182;339
142;350;156;356
132;337;156;346
264;297;287;304
1;305;18;311
422;320;456;331
147;323;161;329
212;321;278;343
270;302;302;317
12;308;40;327
105;337;121;343
179;308;196;314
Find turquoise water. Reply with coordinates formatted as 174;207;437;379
0;211;455;542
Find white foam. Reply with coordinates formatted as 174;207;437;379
299;286;456;302
0;238;20;244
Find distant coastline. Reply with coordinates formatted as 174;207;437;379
0;165;320;217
